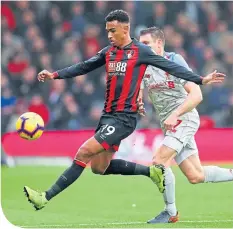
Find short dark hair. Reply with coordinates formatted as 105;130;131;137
105;10;130;23
140;27;165;44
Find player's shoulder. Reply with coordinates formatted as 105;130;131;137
165;51;175;60
134;39;144;47
165;51;183;61
165;51;192;71
134;39;152;51
98;45;112;55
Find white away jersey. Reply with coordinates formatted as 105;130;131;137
141;52;199;130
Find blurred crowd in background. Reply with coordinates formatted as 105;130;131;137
1;1;233;134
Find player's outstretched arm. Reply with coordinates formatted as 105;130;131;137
37;47;110;82
164;82;203;131
140;45;225;85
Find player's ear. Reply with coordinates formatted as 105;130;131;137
123;24;130;34
158;39;165;47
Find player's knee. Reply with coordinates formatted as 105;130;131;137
152;156;165;165
91;166;105;175
75;146;93;162
152;158;159;165
188;177;199;184
187;173;205;184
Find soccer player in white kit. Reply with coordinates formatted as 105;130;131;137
138;27;233;224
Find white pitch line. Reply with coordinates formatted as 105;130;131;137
20;219;233;228
79;220;233;226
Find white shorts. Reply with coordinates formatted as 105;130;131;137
162;135;198;165
161;112;200;165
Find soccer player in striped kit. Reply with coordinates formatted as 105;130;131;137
138;27;233;223
24;10;225;212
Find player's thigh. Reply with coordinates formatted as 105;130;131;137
153;144;177;167
174;137;197;165
164;116;199;165
153;132;187;167
75;136;105;161
94;113;136;152
176;137;202;176
91;150;114;174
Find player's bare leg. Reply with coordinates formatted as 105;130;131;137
24;137;105;210
179;154;204;183
179;154;233;184
152;145;177;167
91;151;114;174
147;145;179;224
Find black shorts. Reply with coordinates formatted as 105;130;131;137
94;112;138;152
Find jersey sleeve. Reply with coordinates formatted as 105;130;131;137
172;54;192;86
139;45;203;85
54;46;110;79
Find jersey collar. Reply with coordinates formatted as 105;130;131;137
117;38;136;50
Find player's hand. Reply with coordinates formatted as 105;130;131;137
37;70;55;82
164;112;179;131
137;98;146;117
202;70;226;85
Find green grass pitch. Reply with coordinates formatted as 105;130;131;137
1;165;233;228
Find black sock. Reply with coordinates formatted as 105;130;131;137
45;160;86;201
103;159;149;177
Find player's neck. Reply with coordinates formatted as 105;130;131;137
119;36;132;49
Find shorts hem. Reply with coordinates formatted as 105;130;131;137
175;151;198;165
94;136;119;152
162;136;184;153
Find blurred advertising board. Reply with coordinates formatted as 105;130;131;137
2;129;233;166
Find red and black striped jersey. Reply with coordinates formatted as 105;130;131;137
54;38;203;113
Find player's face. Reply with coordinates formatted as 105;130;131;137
106;21;128;47
139;33;163;55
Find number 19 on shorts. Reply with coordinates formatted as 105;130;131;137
101;124;115;135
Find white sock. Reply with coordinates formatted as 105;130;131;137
203;166;233;183
163;168;177;216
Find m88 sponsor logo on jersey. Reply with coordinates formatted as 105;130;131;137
108;61;127;73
